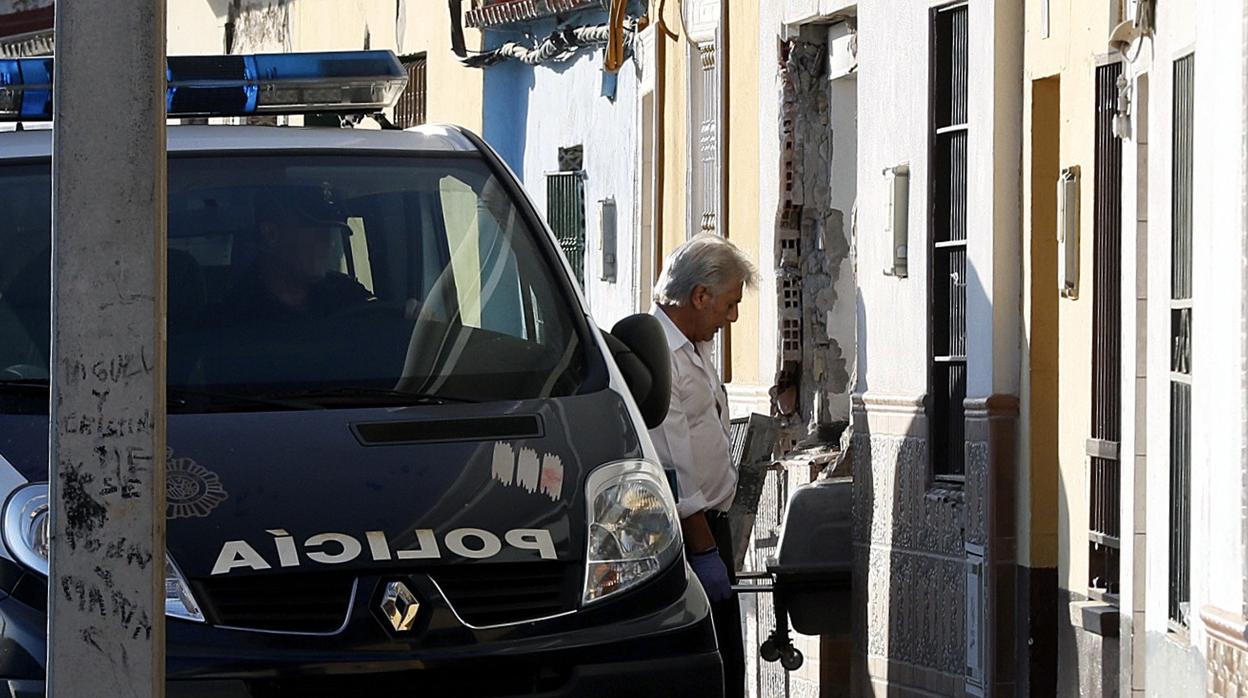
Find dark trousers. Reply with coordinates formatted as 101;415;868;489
706;510;745;698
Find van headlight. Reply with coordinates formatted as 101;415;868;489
582;460;681;604
3;483;204;622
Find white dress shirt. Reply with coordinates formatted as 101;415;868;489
647;306;736;520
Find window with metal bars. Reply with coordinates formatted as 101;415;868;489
1168;52;1194;629
546;170;586;287
392;54;427;129
691;42;720;236
1088;61;1124;600
929;3;968;477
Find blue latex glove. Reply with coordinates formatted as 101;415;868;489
688;547;733;602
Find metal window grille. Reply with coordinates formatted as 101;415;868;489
930;3;968;477
393;55;427;129
1088;61;1124;598
546;172;586;287
1168;52;1195;627
698;43;718;234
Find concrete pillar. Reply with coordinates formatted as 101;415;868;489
48;2;167;696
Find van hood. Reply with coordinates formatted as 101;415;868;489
0;389;642;581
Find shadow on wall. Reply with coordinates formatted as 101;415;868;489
481;56;536;180
851;255;1002;695
480;14;611;180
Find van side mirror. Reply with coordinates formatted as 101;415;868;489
602;314;671;429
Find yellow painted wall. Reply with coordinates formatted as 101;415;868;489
1023;75;1061;570
1022;0;1115;591
653;0;763;386
656;0;688;260
725;0;760;386
396;3;484;133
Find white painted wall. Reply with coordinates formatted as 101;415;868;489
1140;0;1246;690
519;50;640;327
1142;0;1195;644
961;1;1022;401
756;1;785;402
783;0;856;26
855;0;928;397
1190;0;1246;620
827;73;858;422
855;0;1018;401
169;2;228;54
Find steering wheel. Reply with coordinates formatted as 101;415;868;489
328;298;410;323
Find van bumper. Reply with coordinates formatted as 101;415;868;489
0;565;723;698
4;653;723;698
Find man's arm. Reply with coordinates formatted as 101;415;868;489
681;512;716;553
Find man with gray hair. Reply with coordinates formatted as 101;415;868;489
649;233;757;698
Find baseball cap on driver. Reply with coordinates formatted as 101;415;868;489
256;184;348;228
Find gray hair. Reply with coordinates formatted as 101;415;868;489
653;233;757;307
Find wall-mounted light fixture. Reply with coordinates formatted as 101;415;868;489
883;164;909;278
826;19;857;80
600;198;617;283
1057;166;1080;299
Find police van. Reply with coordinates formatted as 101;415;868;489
0;51;723;696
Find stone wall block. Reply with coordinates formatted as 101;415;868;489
965;441;990;547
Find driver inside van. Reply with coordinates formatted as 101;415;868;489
220;185;373;324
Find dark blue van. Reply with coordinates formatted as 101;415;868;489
0;52;722;697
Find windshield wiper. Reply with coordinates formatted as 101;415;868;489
3;384;316;412
167;387;324;411
0;381;459;410
260;386;474;406
1;381;323;412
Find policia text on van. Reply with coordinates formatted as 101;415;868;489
0;51;724;697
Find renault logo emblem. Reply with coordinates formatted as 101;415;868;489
380;581;420;632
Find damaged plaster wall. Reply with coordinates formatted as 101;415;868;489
224;0;292;53
774;35;855;444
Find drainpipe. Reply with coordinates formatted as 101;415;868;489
1242;0;1248;623
719;0;733;383
654;0;668;278
448;0;467;58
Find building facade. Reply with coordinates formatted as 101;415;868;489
850;2;1023;695
1023;0;1248;694
468;1;648;325
1020;2;1120;693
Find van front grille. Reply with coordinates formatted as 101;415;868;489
194;572;355;634
430;562;577;627
193;562;577;633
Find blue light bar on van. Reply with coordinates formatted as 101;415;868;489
0;50;408;121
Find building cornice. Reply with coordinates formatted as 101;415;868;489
851;392;925;414
1202;606;1248;652
465;0;602;29
964;394;1021;419
0;29;52;58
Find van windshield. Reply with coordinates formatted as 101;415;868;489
0;154;595;412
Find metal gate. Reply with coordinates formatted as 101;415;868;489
1087;60;1124;598
545;171;586;287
